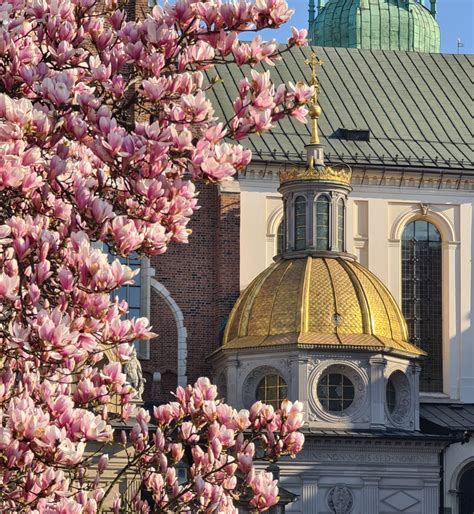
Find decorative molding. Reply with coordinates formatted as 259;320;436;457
389;205;456;242
304;449;439;465
385;370;412;428
308;360;369;423
279;164;352;186
241;364;289;409
150;279;188;387
382;491;420;511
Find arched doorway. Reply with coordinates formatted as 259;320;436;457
459;465;474;514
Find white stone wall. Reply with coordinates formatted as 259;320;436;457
238;172;474;404
277;439;442;514
443;438;474;514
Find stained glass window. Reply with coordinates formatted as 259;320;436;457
402;220;442;392
315;195;330;251
294;196;307;251
256;375;288;410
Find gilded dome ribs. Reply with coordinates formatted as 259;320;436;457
338;258;372;335
299;257;312;334
322;258;341;343
222;257;424;357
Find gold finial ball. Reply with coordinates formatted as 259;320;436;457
310;104;321;117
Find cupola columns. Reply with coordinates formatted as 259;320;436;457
430;0;436;17
277;52;352;257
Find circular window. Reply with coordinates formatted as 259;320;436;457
386;378;397;413
317;373;355;413
385;371;411;426
256;374;287;409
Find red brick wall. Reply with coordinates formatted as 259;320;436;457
142;290;178;403
129;0;241;403
143;184;241;404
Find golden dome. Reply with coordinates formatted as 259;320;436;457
223;256;424;357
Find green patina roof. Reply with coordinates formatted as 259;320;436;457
208;46;473;171
310;0;440;53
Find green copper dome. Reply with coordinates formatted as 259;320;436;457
309;0;440;53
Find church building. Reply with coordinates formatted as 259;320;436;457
130;1;474;512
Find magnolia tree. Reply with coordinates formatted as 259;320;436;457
0;0;312;511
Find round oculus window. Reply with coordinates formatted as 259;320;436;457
256;374;287;410
317;373;355;413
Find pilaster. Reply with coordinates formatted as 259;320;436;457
302;477;319;514
225;357;239;408
362;477;380;514
423;479;439;514
290;357;309;416
409;362;421;431
369;355;386;429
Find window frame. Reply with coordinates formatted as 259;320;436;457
314;193;331;251
401;219;442;392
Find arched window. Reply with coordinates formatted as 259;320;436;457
115;252;141;320
276;221;284;254
337;198;345;251
402;220;442;392
459;464;474;514
256;374;288;410
315;195;330;251
294;196;307;251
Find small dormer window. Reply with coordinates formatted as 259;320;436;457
294;196;307;250
315;194;330;250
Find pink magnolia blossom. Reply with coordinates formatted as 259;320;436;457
0;0;307;510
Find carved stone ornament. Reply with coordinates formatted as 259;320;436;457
419;203;430;216
386;370;412;427
123;347;145;400
308;360;368;422
327;485;354;514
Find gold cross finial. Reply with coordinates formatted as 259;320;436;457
305;52;323;88
304;51;323;145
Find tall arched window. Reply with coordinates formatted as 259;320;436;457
276;221;284;254
402;220;442;392
115;252;141;320
294;196;307;250
459;464;474;514
337;198;345;251
315;195;330;251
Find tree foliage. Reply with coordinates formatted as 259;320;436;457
0;0;310;511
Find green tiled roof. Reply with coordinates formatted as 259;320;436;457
310;0;440;53
209;46;473;170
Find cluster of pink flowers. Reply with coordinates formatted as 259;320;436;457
116;378;305;512
0;0;309;510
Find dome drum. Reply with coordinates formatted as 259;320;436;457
210;349;420;431
310;0;440;53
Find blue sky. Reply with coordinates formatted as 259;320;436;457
260;0;474;54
